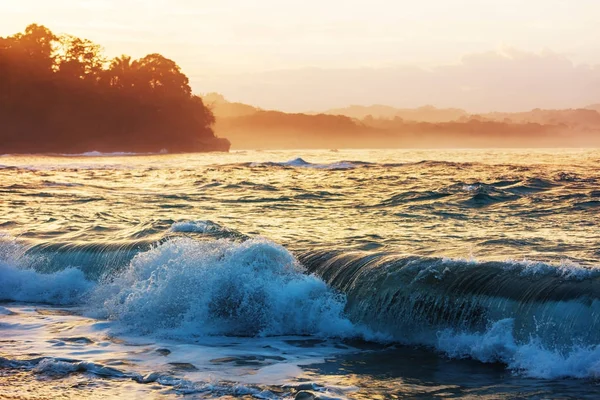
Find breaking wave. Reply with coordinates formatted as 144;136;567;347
0;237;354;339
298;249;600;379
89;238;354;338
4;234;600;378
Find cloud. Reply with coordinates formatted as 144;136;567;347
194;48;600;112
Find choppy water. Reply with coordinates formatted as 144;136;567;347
1;149;600;399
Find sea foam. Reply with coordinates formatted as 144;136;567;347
438;318;600;379
90;237;354;338
0;260;93;305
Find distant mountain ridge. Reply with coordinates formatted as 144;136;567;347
207;94;600;149
207;94;600;129
207;95;600;129
320;104;469;123
475;108;600;128
585;104;600;113
203;92;261;119
320;104;600;128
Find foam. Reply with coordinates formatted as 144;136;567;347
0;302;359;398
0;260;94;305
508;258;598;280
90;237;355;338
171;220;230;234
437;318;600;379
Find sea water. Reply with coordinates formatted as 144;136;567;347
1;149;600;398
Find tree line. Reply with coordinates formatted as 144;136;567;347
0;24;229;153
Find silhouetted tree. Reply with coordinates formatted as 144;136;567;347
107;55;134;89
135;53;191;97
55;35;105;81
0;24;229;154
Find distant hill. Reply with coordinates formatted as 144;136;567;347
322;104;468;122
585;104;600;113
321;104;600;130
207;95;600;149
214;110;380;149
478;108;600;128
203;92;260;119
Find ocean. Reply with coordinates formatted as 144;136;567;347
1;149;599;399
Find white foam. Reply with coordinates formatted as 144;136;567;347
437;318;600;379
510;258;599;280
90;237;355;338
0;304;357;397
171;220;229;234
0;261;94;305
33;358;81;375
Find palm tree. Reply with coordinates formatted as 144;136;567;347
108;55;134;89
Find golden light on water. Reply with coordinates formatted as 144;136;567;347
2;1;600;397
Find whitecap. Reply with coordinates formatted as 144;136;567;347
437;318;600;379
0;261;94;305
89;237;355;338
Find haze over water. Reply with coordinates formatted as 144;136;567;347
2;149;600;399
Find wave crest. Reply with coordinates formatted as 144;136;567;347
250;158;362;170
90;238;354;338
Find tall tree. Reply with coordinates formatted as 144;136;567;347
56;35;105;81
135;53;191;98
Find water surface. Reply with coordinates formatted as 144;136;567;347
1;149;599;398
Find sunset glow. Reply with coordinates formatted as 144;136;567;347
2;0;599;111
2;2;600;398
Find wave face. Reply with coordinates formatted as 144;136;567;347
0;237;353;338
249;157;365;170
298;250;600;373
23;242;149;279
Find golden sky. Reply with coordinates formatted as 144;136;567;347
1;0;599;111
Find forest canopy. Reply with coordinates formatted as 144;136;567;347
0;24;229;154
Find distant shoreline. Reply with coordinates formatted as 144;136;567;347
3;145;599;158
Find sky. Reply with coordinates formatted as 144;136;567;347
1;0;600;112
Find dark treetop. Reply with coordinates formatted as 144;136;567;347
0;24;229;154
